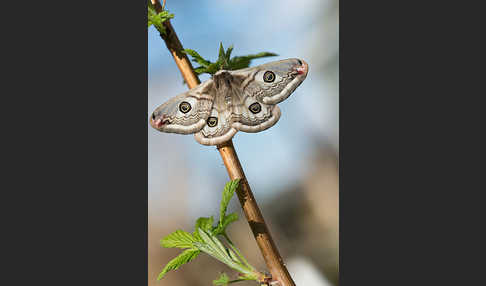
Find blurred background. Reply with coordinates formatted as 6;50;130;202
148;0;338;285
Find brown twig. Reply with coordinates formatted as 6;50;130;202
216;141;296;286
151;1;296;285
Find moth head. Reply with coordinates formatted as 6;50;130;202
150;110;169;130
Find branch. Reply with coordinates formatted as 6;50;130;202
216;141;296;286
150;1;296;285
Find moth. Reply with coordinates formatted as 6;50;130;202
150;58;308;146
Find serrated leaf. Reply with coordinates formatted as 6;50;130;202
147;3;156;28
226;246;241;264
225;45;234;62
197;228;244;271
227;239;252;270
213;213;238;235
161;230;197;249
157;249;200;280
147;1;174;35
183;45;277;76
182;49;211;67
239;52;278;60
193;66;208;75
218;43;231;69
222;212;238;227
228;57;251;71
147;0;155;10
206;63;221;74
229;52;278;70
193;229;259;278
219;179;240;227
197;217;214;231
218;42;225;65
198;228;229;262
193;216;214;241
213;272;230;286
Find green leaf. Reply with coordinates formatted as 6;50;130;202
227;238;253;270
217;42;225;65
229;52;278;70
213;272;230;286
213;213;238;235
226;246;241;264
217;43;232;70
219;179;240;227
193;66;208;74
157;249;200;280
197;228;232;264
193;216;214;241
161;230;197;249
182;49;211;67
196;216;214;232
193;66;205;71
183;44;278;76
194;229;260;279
222;212;238;229
227;57;250;70
147;0;155;10
147;0;174;35
225;45;234;62
206;63;221;74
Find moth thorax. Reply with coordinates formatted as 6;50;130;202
213;71;235;108
214;70;233;89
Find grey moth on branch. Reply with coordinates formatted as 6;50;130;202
150;59;309;146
